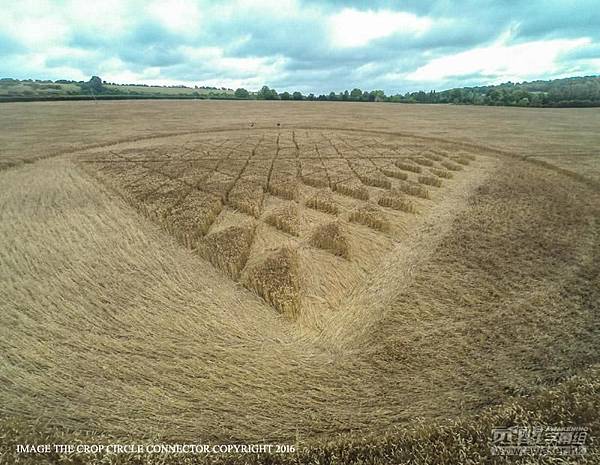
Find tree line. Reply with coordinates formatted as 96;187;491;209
236;76;600;107
236;86;388;102
3;75;600;107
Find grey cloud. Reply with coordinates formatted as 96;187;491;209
119;45;186;67
561;43;600;61
0;32;24;56
514;0;600;40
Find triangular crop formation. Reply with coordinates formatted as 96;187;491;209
81;129;480;321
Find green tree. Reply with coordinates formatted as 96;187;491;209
82;75;105;94
258;85;279;100
449;88;463;104
371;90;386;102
292;91;303;100
280;91;291;100
89;76;104;92
487;89;502;104
234;88;250;98
257;85;270;99
350;88;362;100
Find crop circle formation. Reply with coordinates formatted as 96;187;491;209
82;129;480;319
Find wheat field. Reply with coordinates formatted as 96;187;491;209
1;101;599;464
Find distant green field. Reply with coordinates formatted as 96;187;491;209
0;78;235;100
106;84;234;95
0;80;81;96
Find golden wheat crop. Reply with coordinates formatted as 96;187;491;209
394;160;422;173
429;167;453;179
332;181;370;200
309;221;350;258
378;193;417;213
381;167;409;180
305;191;339;215
243;245;301;317
418;175;443;187
265;203;300;236
2;102;599;465
441;160;463;171
199;223;255;279
349;204;390;231
358;173;392;189
395;181;430;199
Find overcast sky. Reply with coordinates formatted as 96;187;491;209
1;0;599;93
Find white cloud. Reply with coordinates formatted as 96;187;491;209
182;46;286;77
66;0;129;36
407;36;592;82
218;0;300;19
96;59;166;84
147;0;202;33
5;16;69;48
0;1;129;52
103;46;288;89
329;8;432;48
0;51;88;81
